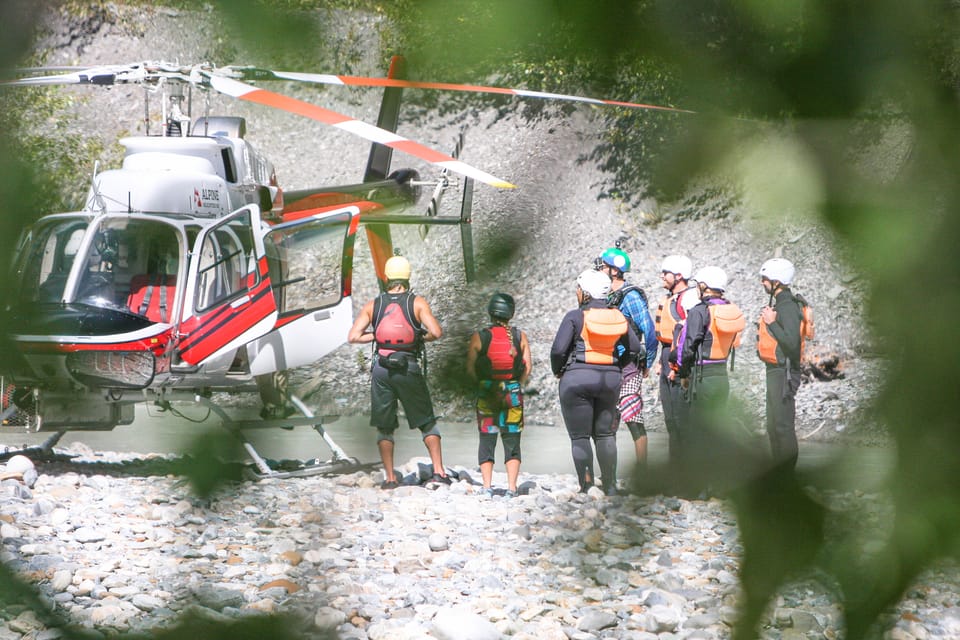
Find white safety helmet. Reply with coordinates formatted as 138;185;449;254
384;255;412;281
693;266;728;292
759;258;795;285
661;255;693;280
576;269;612;299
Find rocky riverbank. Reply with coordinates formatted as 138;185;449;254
2;449;959;640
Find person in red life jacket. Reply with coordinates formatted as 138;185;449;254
596;246;658;468
758;258;804;472
655;255;698;473
675;266;745;495
550;269;643;496
466;292;532;498
347;255;450;489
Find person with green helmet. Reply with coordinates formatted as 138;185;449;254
348;254;452;489
466;292;532;498
597;245;658;469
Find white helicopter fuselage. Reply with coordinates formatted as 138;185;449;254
90;124;282;219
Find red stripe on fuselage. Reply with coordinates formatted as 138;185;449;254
175;260;276;364
16;329;174;357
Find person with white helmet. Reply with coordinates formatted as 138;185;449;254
655;254;698;472
758;257;804;471
348;254;451;489
674;265;745;496
597;245;658;468
550;269;643;495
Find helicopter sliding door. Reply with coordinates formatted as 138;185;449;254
246;206;359;374
177;205;278;366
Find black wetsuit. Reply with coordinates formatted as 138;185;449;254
550;299;642;493
762;288;803;470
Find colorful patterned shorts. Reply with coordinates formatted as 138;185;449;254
476;379;524;434
618;363;644;423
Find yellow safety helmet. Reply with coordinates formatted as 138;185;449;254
384;255;412;281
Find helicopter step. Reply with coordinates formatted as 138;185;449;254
197;394;374;480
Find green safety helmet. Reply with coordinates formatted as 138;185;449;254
487;292;515;321
600;247;631;274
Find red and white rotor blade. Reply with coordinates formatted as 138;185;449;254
208;75;516;189
258;70;693;115
2;66;124;86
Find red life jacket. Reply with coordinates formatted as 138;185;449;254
578;307;628;365
373;292;421;356
475;325;524;381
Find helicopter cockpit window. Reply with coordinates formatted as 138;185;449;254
264;213;350;313
13;217;90;304
195;211;258;312
74;220;183;316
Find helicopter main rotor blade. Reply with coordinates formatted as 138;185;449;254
207;74;516;189
230;67;694;115
2;62;189;87
2;68;121;86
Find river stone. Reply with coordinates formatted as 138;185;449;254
431;607;500;640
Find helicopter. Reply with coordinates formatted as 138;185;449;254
0;58;686;478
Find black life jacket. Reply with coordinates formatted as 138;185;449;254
475;325;524;381
608;283;647;345
372;291;421;356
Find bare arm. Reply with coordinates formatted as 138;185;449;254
520;330;532;383
465;332;481;380
414;296;442;341
347;299;375;344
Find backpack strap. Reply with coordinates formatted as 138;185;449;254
138;283;153;317
157;274;168;323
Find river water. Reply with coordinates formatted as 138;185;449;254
1;405;894;491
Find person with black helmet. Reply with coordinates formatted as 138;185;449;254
758;258;804;471
597;246;658;467
348;255;451;489
466;292;532;498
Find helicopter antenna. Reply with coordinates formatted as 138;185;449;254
143;85;151;136
88;161;106;215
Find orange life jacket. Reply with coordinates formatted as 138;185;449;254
655;286;696;344
757;293;814;364
578;307;628;365
705;300;745;361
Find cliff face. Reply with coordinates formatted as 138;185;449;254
23;4;881;445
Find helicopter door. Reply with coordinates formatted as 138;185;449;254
246;206;360;374
177;205;278;366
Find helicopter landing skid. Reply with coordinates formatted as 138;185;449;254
196;395;374;480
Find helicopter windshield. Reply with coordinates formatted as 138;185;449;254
12;216;184;319
74;219;183;318
12;216;91;305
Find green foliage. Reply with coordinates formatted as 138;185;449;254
0;87;104;217
3;2;960;639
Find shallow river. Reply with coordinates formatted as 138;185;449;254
1;405;893;491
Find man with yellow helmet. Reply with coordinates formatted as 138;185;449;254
348;255;451;488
